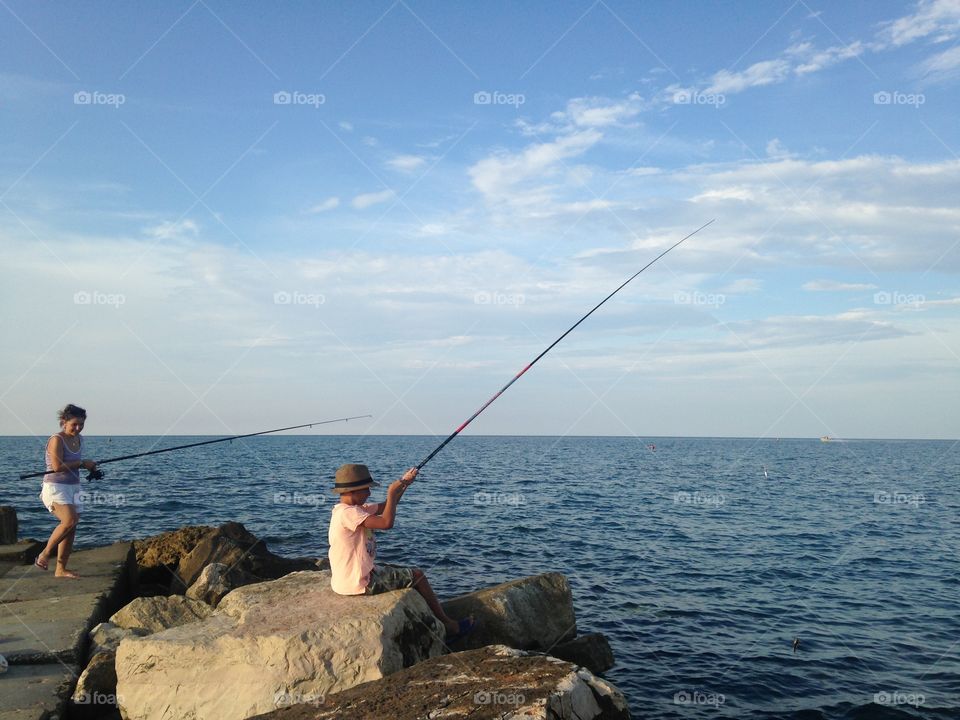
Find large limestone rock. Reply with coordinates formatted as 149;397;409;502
115;570;445;720
249;644;630;720
134;524;214;591
134;523;319;597
442;572;577;651
552;632;616;675
110;594;212;633
71;650;118;710
88;621;148;657
186;561;255;607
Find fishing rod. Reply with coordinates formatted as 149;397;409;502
19;415;373;480
416;219;715;470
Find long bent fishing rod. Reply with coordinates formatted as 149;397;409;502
416;219;715;470
19;415;372;480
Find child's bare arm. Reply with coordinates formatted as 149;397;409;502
362;468;418;529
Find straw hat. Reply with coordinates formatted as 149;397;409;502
332;463;379;494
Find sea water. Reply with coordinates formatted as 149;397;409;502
1;435;957;719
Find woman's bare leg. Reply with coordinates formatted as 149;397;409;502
38;504;80;578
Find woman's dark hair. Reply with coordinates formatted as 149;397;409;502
58;404;87;425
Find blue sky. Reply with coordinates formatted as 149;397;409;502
1;1;958;439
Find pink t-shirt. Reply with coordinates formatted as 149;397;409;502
328;502;379;595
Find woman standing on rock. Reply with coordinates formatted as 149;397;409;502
35;404;98;579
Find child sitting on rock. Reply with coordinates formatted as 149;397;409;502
327;463;473;641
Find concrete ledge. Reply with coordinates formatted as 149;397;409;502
0;543;134;720
0;662;77;720
0;542;42;566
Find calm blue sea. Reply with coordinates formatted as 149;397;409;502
2;435;958;719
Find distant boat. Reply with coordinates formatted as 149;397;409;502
820;435;846;443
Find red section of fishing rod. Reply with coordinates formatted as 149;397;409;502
18;415;372;480
415;220;715;470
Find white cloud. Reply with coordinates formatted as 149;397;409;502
145;219;199;241
563;94;644;127
468;129;602;208
794;41;865;75
339;121;353;131
386;154;427;173
721;278;762;294
876;0;960;48
305;197;340;214
704;59;791;95
351;189;395;209
918;44;960;79
803;280;878;292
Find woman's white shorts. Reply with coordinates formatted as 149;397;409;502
40;483;84;513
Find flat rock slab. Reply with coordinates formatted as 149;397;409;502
249;645;630;720
0;662;77;720
0;543;133;664
0;542;42;566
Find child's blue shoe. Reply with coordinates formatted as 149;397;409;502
445;616;476;643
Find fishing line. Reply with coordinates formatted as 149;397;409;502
19;415;372;480
416;219;715;469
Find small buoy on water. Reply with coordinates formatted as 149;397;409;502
648;444;656;452
763;465;768;479
792;638;800;654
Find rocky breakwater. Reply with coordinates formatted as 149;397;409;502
115;570;445;720
113;568;624;720
252;645;629;720
69;522;320;718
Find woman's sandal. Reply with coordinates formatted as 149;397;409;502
34;554;48;571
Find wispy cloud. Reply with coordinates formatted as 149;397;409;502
351;189;395;209
803;280;879;292
305;197;340;214
386;154;427;173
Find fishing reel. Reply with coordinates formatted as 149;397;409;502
86;468;105;481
